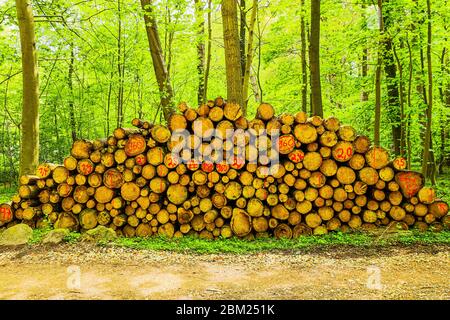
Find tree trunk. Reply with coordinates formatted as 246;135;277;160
140;0;175;121
68;43;77;142
221;0;244;109
300;0;308;112
438;48;449;173
422;0;435;184
16;0;39;177
406;39;413;169
310;0;323;117
239;0;246;81
393;45;405;157
117;0;124;128
203;0;212;102
382;0;401;155
374;0;384;147
194;0;206;105
242;0;258;108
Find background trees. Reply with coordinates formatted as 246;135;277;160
0;0;448;186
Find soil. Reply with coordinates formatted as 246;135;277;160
0;244;448;300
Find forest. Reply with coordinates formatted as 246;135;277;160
0;0;448;191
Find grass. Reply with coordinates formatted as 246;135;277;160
107;230;450;254
0;185;16;203
22;228;448;254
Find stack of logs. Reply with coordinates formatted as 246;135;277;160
0;97;449;239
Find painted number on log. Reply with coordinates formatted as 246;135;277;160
164;154;179;169
80;162;93;175
335;146;353;161
202;161;214;173
278;135;295;154
0;207;12;222
394;157;406;169
216;162;229;174
38;166;49;177
398;173;420;197
231;156;245;170
187;159;200;171
288;150;304;163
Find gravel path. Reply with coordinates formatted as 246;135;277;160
0;244;448;300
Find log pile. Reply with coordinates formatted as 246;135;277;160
0;97;449;239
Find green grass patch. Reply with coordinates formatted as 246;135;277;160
0;186;16;203
107;230;450;254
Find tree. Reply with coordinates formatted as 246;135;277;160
15;0;39;176
242;0;257;108
300;0;308;112
194;0;206;105
421;0;435;183
203;0;212;101
310;0;322;117
382;0;401;155
140;0;175;121
374;0;384;147
221;0;244;109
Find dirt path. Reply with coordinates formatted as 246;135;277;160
0;244;448;300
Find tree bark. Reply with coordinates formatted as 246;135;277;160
300;0;308;112
239;0;246;81
117;0;124;128
194;0;206;105
68;43;77;142
310;0;323;117
374;0;383;147
203;0;212;102
16;0;39;177
422;0;435;184
242;0;257;108
393;44;405;156
140;0;175;121
382;0;401;155
221;0;244;109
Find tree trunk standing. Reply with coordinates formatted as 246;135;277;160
194;0;206;105
406;39;413;169
382;1;401;155
117;0;125;128
140;0;175;121
221;0;244;109
203;0;212;101
16;0;40;177
242;0;257;108
68;44;77;142
300;0;308;112
310;0;323;117
239;0;246;81
374;0;384;147
422;0;435;184
393;45;405;157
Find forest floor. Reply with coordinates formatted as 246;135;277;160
0;243;448;300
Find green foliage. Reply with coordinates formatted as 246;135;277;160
0;0;449;185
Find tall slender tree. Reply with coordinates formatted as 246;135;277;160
221;0;244;109
422;0;435;183
194;0;206;105
382;0;401;155
242;0;257;108
203;0;212;101
16;0;40;176
300;0;308;112
140;0;175;121
374;0;384;146
310;0;322;117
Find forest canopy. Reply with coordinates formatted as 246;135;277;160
0;0;448;184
